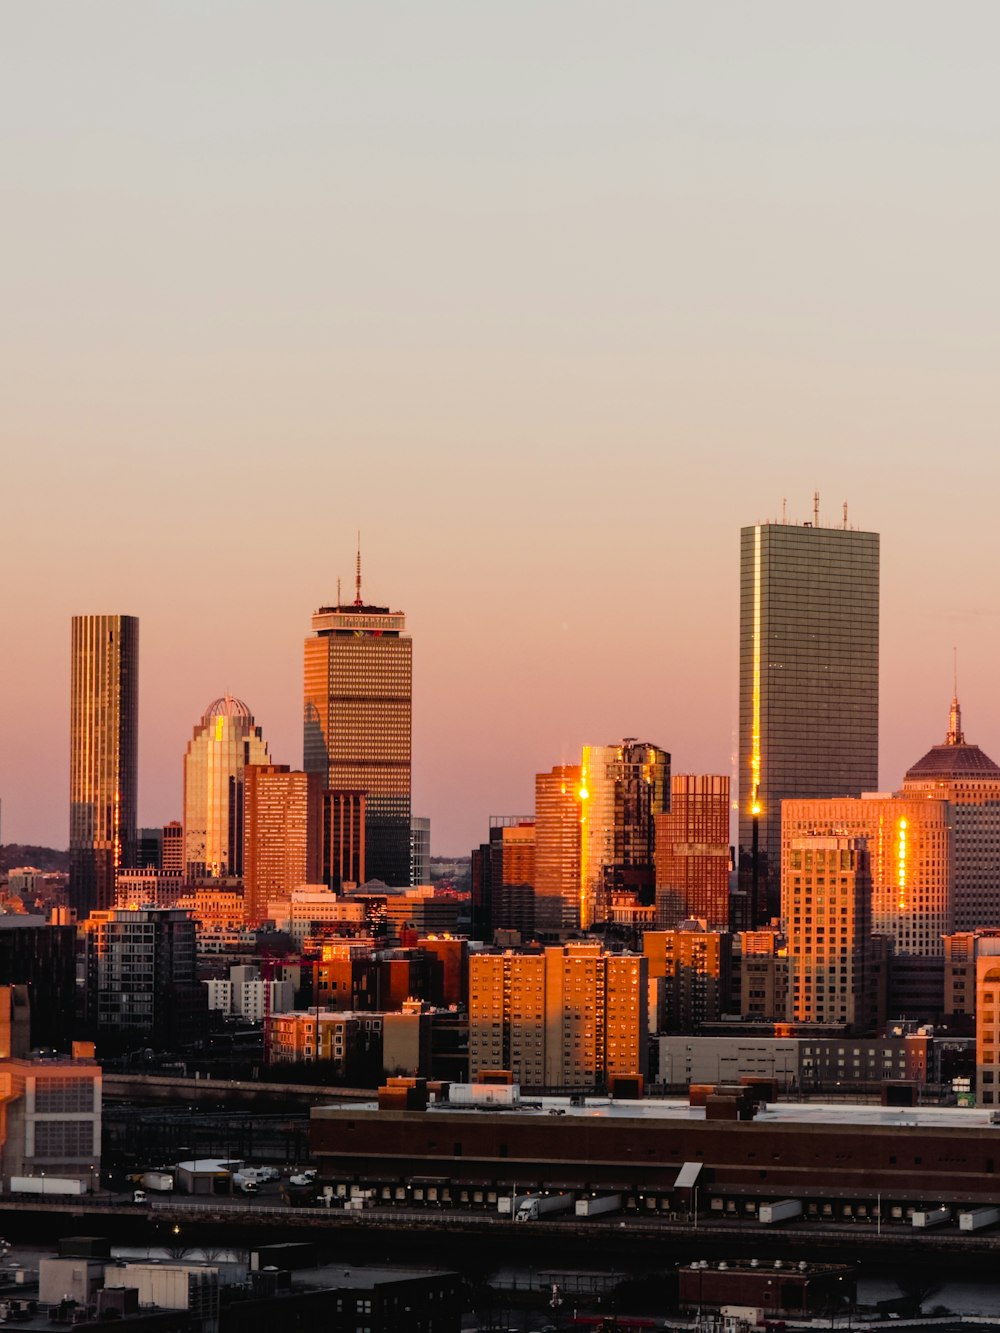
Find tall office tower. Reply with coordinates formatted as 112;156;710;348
183;695;270;879
654;775;731;930
410;816;431;886
783;834;875;1030
322;789;366;889
739;514;879;920
468;943;647;1090
534;767;584;932
242;764;322;922
303;567;412;886
69;615;139;916
901;696;1000;932
782;795;952;957
580;740;670;929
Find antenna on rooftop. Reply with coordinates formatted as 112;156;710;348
336;577;341;611
354;532;363;606
813;491;820;528
843;501;848;529
782;497;787;524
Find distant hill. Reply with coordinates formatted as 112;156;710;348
0;845;69;874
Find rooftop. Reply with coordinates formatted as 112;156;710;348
315;1093;1000;1132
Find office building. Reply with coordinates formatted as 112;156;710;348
655;774;730;930
470;816;534;939
782;794;952;957
739;514;879;918
78;907;206;1050
243;765;322;922
303;567;412;886
738;930;789;1022
69;614;139;915
533;768;583;932
901;696;1000;932
0;917;78;1050
579;740;670;928
161;821;184;873
783;834;875;1030
183;694;270;879
114;868;185;909
321;789;366;890
468;943;647;1090
410;816;431;887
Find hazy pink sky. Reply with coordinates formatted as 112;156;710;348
3;3;1000;854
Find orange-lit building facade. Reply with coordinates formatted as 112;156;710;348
782;794;952;957
655;774;730;930
643;929;732;1032
468;944;647;1090
738;929;789;1022
69;614;139;916
303;591;412;887
182;695;270;879
975;940;1000;1104
782;835;875;1030
242;764;322;922
533;766;583;932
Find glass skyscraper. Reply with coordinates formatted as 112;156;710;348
69;614;139;915
303;583;412;887
738;519;879;917
183;694;270;879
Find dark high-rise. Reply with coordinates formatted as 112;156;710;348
69;614;139;915
738;513;879;917
304;566;412;886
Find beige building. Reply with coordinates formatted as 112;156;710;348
782;794;952;957
243;765;322;922
468;944;647;1090
783;835;875;1029
901;697;1000;933
183;695;270;879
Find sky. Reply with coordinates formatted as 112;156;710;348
3;2;1000;854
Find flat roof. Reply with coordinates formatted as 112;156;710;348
314;1095;1000;1131
299;1263;456;1290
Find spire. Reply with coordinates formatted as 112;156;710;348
947;651;964;745
354;532;363;607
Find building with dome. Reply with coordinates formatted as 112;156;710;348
183;695;270;879
900;696;1000;934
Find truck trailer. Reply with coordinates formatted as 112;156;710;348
758;1199;803;1224
515;1193;574;1222
141;1172;174;1192
912;1207;951;1228
498;1194;535;1216
10;1176;85;1196
959;1207;1000;1232
575;1193;623;1218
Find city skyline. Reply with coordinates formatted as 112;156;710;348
5;5;1000;853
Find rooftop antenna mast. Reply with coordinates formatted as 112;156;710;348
813;490;820;528
336;577;341;611
843;501;848;529
354;532;363;606
782;497;787;524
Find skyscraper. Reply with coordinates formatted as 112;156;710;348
739;513;879;918
900;696;1000;933
242;764;322;923
655;774;731;930
579;739;670;929
69;614;139;916
183;694;270;879
304;563;412;886
534;766;583;932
